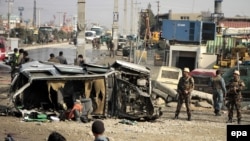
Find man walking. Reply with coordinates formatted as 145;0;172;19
211;69;227;116
226;70;245;124
56;51;68;64
109;40;114;58
174;67;194;121
48;53;60;63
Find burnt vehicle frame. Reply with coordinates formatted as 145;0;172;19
9;60;161;120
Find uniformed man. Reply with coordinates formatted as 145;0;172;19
225;70;245;124
109;40;114;58
174;67;194;121
211;69;227;116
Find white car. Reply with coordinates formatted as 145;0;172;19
85;31;96;43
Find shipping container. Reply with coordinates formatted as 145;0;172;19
161;20;216;44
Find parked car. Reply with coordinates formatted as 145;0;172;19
85;31;96;44
117;38;127;50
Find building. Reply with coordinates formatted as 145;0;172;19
157;10;250;70
0;14;21;30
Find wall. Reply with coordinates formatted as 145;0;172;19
199;54;217;69
169;45;209;69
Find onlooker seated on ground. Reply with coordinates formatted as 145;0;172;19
48;53;60;63
47;131;66;141
76;54;85;66
56;51;68;64
92;120;109;141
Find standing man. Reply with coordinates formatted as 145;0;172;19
109;40;114;58
174;67;194;121
56;51;68;64
211;69;227;116
17;48;24;66
226;70;245;124
10;48;19;80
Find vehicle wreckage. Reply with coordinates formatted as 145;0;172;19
8;60;162;121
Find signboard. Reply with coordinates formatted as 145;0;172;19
223;27;250;36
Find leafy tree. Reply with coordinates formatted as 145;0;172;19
58;30;67;42
52;28;59;41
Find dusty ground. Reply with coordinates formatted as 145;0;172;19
1;54;250;141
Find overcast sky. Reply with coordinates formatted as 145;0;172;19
0;0;249;29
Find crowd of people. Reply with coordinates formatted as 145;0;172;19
9;48;86;80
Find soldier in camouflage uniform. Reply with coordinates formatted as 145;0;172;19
211;69;227;116
174;67;194;121
226;70;245;124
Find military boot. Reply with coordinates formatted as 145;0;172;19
173;114;179;120
237;118;241;125
187;114;191;121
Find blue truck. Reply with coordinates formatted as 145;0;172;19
161;20;216;44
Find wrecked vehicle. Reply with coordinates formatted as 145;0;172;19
8;60;161;121
152;66;213;104
189;68;216;94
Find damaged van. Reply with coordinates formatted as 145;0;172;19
9;60;162;121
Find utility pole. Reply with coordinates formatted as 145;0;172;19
112;0;119;51
6;0;14;38
77;0;86;59
37;8;43;27
33;0;36;27
130;0;133;34
57;12;63;27
18;7;24;23
123;0;127;35
133;1;141;34
156;0;160;31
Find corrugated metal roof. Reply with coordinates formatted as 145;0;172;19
206;35;236;54
220;21;250;28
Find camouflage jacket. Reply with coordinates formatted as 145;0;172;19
177;75;194;94
226;77;245;95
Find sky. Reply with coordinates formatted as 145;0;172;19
0;0;250;30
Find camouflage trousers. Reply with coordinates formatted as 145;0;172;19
226;95;242;119
175;93;191;117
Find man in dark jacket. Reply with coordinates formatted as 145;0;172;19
211;69;227;116
56;51;68;64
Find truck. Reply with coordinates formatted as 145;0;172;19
161;20;216;44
